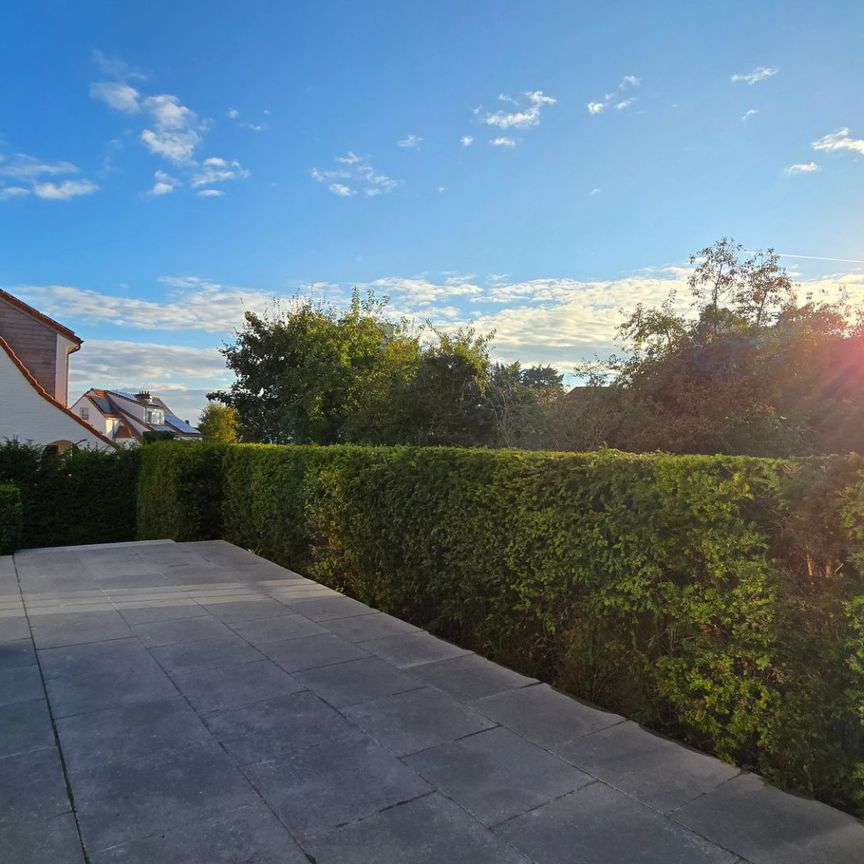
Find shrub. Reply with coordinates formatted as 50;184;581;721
137;441;227;541
0;441;139;548
0;484;22;554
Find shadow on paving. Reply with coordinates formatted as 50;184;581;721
1;540;862;863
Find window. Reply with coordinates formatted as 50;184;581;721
80;407;89;421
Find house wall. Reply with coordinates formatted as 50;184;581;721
0;296;58;398
0;349;112;451
69;395;109;435
54;335;77;406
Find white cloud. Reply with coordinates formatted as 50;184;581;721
0;186;30;200
785;161;821;175
148;170;178;196
589;187;601;196
139;94;204;163
191;157;249;187
731;66;778;85
490;137;517;148
33;179;98;200
196;189;224;197
311;153;399;197
227;108;239;120
742;108;759;120
89;81;141;113
460;136;474;147
586;75;640;115
480;90;556;129
811;128;864;157
397;134;423;149
0;155;79;179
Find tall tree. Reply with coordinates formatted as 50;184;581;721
198;403;241;443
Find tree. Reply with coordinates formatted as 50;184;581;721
198;403;241;443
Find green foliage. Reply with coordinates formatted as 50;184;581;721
142;430;175;444
203;442;864;813
0;484;22;554
198;403;241;443
136;441;227;541
0;441;139;548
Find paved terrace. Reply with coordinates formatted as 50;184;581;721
1;540;862;864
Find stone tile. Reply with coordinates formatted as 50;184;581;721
157;563;243;585
115;598;206;626
259;632;371;672
344;685;494;756
0;637;36;669
496;783;736;864
201;596;290;623
90;802;307;863
243;735;430;838
0;612;31;640
281;594;374;621
294;656;422;707
29;609;133;649
57;697;215;772
361;631;472;669
0;663;44;706
205;691;362;764
149;633;264;673
411;653;537;701
72;744;260;853
0;746;72;821
560;720;740;813
229;613;327;645
323;611;421;642
475;683;623;749
169;658;303;713
131;615;232;647
406;726;592;825
304;792;530;864
0;698;54;757
674;772;864;864
0;812;85;864
40;638;177;718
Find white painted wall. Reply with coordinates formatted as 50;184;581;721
0;349;112;450
54;335;77;406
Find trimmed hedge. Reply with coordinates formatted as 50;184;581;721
0;484;22;554
0;441;139;548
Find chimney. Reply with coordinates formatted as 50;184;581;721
135;390;152;404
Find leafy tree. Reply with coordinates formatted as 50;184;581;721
198;403;241;443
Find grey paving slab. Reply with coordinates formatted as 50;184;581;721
56;696;216;772
259;631;371;672
149;632;264;673
228;612;327;645
294;656;422;707
406;726;593;825
242;734;431;838
323;610;421;642
40;638;177;717
131;614;233;647
115;597;206;625
0;746;73;822
475;683;624;749
362;630;473;668
411;652;538;700
674;772;864;864
200;596;291;622
0;812;85;864
0;662;44;706
496;782;737;864
304;792;531;864
560;719;741;814
280;593;376;621
343;685;495;756
29;609;133;648
0;611;31;640
168;657;304;712
90;802;308;863
71;744;261;853
205;691;363;764
0;637;36;669
0;697;54;757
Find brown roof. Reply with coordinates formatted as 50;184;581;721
0;335;116;449
0;288;82;346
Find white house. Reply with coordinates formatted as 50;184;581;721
0;289;115;451
70;389;201;446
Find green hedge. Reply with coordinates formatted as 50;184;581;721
167;442;863;815
0;484;22;554
0;441;139;548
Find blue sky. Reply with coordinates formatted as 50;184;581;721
1;1;863;420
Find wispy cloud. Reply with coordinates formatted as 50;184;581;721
33;179;98;200
397;134;423;149
586;75;640;115
460;136;474;147
89;81;141;114
191;157;249;188
731;66;778;85
811;128;864;157
0;186;29;200
226;108;239;120
784;161;820;176
742;108;759;121
147;170;178;196
196;189;225;198
489;137;517;148
139;94;204;163
311;152;399;198
0;153;97;202
479;91;556;130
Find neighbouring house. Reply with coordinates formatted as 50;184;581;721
0;288;115;451
70;389;201;446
